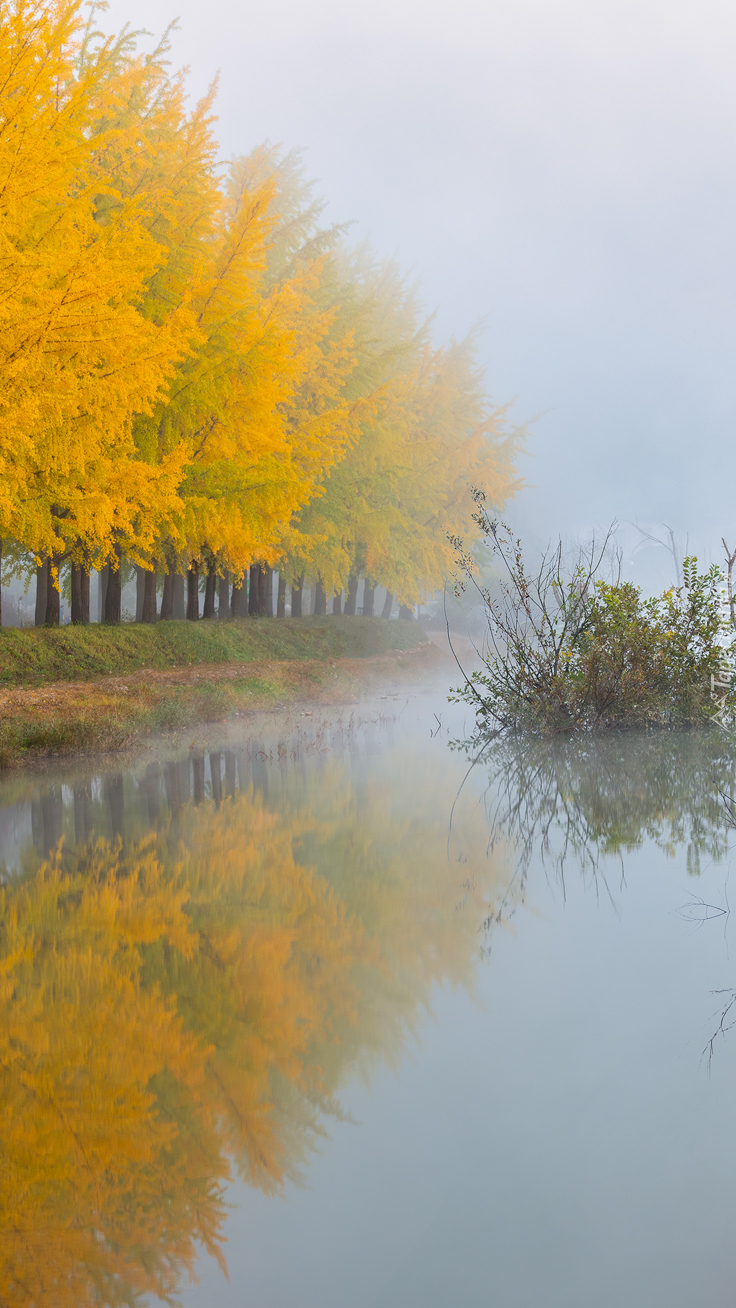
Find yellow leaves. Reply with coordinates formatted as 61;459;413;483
0;0;200;562
287;256;524;600
0;9;522;596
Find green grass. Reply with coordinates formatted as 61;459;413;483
0;616;425;686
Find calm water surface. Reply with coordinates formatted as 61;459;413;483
3;688;736;1306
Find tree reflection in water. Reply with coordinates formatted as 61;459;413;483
467;729;736;933
0;733;513;1308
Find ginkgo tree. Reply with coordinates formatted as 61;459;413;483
281;248;525;614
0;2;524;626
0;0;196;622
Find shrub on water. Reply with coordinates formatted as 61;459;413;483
452;497;735;734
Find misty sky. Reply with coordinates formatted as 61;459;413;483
106;0;736;573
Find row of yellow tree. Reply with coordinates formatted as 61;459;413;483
1;0;523;624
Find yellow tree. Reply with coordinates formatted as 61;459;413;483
131;144;368;623
0;1;196;623
284;247;524;614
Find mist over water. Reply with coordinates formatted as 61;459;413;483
4;687;736;1305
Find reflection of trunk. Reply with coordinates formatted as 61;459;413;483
186;565;199;620
251;742;268;800
105;772;124;842
192;753;205;804
35;560;49;626
210;752;223;805
277;572;286;617
314;577;327;616
203;565;216;619
332;590;342;615
33;786;64;856
344;573;359;615
73;784;92;846
164;760;181;812
291;574;304;617
160;566;175;620
142;763;160;824
45;552;63;626
381;590;394;619
71;559;90;624
399;604;414;620
104;547;122;624
142;570;157;623
362;579;375;617
224;750;237;796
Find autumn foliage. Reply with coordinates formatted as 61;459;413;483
0;0;523;625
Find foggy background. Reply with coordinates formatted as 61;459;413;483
101;0;736;589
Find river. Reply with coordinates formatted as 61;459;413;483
2;681;736;1306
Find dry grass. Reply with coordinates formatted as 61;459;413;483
0;642;444;767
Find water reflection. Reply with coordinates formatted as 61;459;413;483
473;729;736;892
0;724;511;1308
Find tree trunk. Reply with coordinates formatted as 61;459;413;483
80;565;90;624
35;560;49;627
344;573;359;616
187;565;199;620
71;560;90;624
248;564;259;615
98;565;109;622
0;539;3;628
135;566;145;622
277;572;286;617
362;579;375;617
291;574;304;618
142;570;157;623
104;550;122;624
332;590;342;615
161;567;175;620
173;574;185;619
45;552;65;626
381;590;394;620
203;566;216;619
399;604;414;620
262;565;273;617
231;575;243;618
218;573;229;618
314;577;327;616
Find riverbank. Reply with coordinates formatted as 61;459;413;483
0;615;423;685
0;620;441;767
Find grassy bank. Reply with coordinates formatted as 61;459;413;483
0;616;423;686
0;621;440;768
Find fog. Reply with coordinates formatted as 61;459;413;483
105;0;736;581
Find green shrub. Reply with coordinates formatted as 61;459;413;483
453;504;735;734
